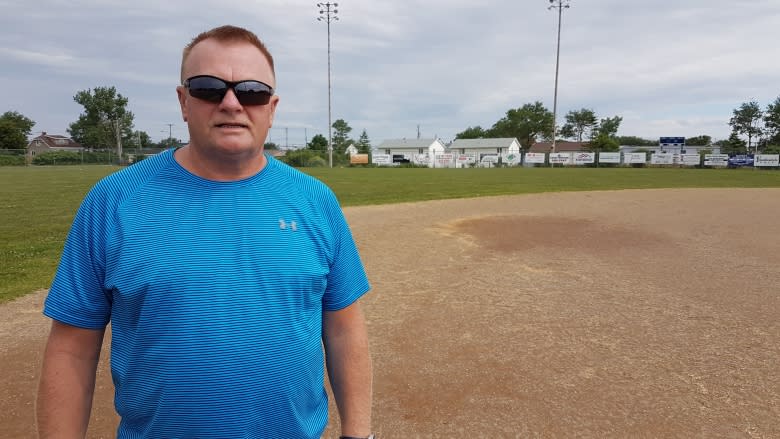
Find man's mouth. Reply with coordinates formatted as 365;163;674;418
216;123;247;129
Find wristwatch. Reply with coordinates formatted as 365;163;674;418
339;435;374;439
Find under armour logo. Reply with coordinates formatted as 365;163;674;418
279;219;298;231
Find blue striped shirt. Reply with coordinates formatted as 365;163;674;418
44;150;371;438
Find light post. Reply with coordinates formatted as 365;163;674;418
548;0;570;158
318;2;338;168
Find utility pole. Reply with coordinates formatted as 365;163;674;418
548;0;570;160
318;2;339;167
115;119;123;165
166;123;174;148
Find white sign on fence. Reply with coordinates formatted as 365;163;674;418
412;154;430;165
549;152;572;165
754;154;780;167
372;154;391;165
679;154;701;166
456;154;476;164
598;152;621;164
524;152;546;164
651;153;675;165
573;152;595;165
502;153;521;165
704;154;729;167
624;153;647;164
435;153;454;167
481;154;499;163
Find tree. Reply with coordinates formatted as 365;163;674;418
587;132;619;153
331;119;353;154
490;101;553;150
1;111;35;137
596;116;622;138
0;120;28;150
717;132;747;155
560;108;597;142
616;136;656;146
158;137;184;149
264;142;279;150
356;129;371;154
684;135;712;146
764;96;780;147
455;126;488;139
68;86;135;150
307;134;328;151
729;101;763;153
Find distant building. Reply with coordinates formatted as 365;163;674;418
528;141;588;153
27;132;83;158
375;138;446;167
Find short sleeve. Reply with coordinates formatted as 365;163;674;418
43;186;112;329
320;190;371;311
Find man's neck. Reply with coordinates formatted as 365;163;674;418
174;145;267;182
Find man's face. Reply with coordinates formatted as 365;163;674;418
177;39;279;159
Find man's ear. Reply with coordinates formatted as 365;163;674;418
176;86;188;122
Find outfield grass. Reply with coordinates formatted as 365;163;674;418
2;164;779;303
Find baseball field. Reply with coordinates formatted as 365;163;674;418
1;165;779;437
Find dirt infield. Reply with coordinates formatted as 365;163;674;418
2;188;778;438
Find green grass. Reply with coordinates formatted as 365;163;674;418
2;164;779;303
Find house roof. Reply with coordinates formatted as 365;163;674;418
376;138;441;149
450;138;519;149
28;132;82;149
528;141;588;153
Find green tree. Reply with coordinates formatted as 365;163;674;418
158;137;184;149
763;96;780;147
264;142;279;150
68;86;135;150
1;111;35;137
729;101;763;153
0;120;29;151
0;111;36;150
331;119;353;154
684;135;712;146
717;132;747;155
616;136;656;146
560;108;598;142
490;101;553;151
587;132;620;152
356;129;371;154
596;116;622;138
307;134;328;151
455;126;488;139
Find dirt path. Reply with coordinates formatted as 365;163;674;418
2;188;779;438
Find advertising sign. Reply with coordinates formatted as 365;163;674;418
371;154;391;165
524;152;546;164
624;153;647;164
456;153;476;164
435;153;454;166
679;154;701;166
413;154;430;165
480;154;499;163
502;153;521;165
549;152;572;165
704;154;729;167
754;154;780;167
598;152;621;164
651;153;675;165
350;154;369;164
573;152;595;165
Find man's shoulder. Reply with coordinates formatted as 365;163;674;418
90;150;174;202
267;156;336;200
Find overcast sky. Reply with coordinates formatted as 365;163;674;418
2;0;779;147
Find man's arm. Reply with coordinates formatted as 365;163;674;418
323;300;373;438
37;320;105;439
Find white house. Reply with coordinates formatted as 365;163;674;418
345;144;359;156
449;137;521;167
375;138;446;167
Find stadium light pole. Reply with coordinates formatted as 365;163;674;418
318;2;339;168
549;0;570;158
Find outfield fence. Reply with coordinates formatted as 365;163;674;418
371;152;780;169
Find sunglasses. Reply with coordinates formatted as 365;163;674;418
183;75;274;106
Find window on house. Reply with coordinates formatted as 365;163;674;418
385;149;391;154
418;148;424;154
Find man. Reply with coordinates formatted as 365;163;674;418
37;25;373;439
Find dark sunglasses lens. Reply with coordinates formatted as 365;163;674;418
187;77;227;102
234;81;273;105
